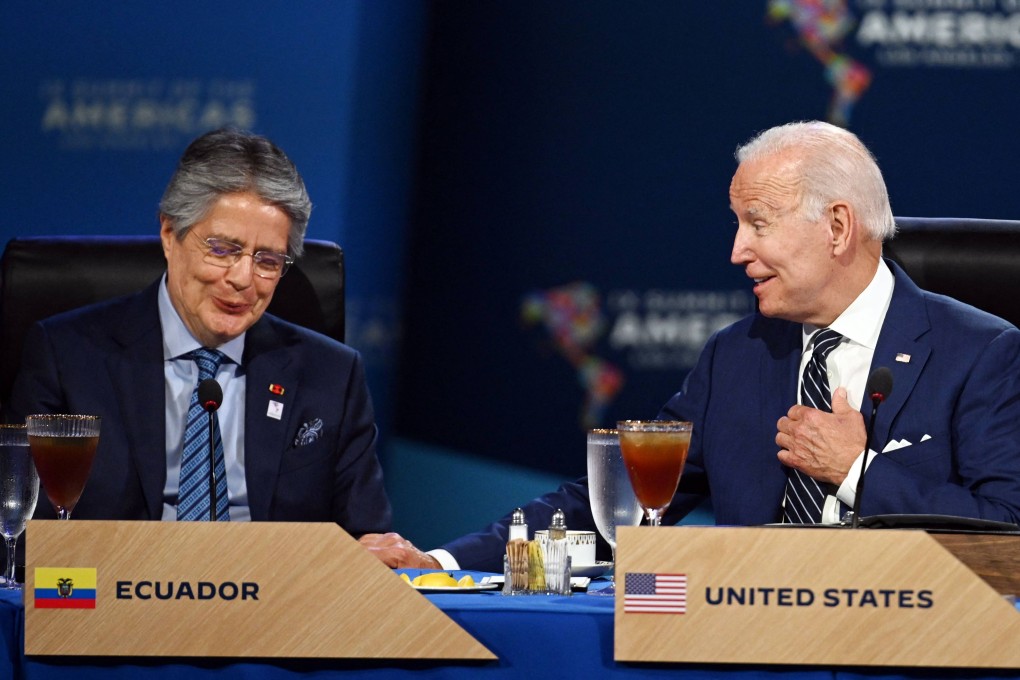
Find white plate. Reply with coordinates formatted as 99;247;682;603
412;583;501;594
572;561;612;578
480;575;591;590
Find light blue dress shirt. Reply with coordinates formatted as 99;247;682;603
157;277;251;521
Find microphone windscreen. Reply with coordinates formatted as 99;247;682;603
198;378;223;412
866;366;893;400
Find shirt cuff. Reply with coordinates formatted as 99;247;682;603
836;448;879;510
427;549;460;571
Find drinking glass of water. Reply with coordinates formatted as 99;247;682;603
587;428;642;595
0;424;39;589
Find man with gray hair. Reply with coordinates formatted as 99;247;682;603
8;128;392;535
363;120;1020;572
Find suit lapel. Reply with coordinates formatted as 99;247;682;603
242;318;301;521
107;282;168;519
868;260;932;449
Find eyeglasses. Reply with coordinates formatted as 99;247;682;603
194;235;294;279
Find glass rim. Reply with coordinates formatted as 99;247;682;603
0;423;29;445
617;419;692;431
25;414;102;436
587;428;618;435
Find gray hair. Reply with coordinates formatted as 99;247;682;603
735;121;895;241
159;128;312;257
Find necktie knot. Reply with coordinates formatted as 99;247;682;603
186;348;224;381
810;329;843;362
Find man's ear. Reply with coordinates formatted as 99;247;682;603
159;216;176;260
829;202;854;256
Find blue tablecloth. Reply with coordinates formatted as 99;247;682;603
2;572;1019;679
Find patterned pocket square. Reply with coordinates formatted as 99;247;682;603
294;418;324;447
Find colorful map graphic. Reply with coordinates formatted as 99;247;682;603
768;0;872;126
522;282;624;429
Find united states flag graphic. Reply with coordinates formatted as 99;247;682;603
623;573;687;614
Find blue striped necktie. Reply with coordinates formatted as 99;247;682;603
177;348;230;521
783;328;843;524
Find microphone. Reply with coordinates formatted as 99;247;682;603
198;378;222;413
197;378;223;522
850;367;893;528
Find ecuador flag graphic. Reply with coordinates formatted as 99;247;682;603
34;567;97;609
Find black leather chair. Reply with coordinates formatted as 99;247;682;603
886;217;1020;328
0;235;345;407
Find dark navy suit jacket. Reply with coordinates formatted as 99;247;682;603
443;261;1020;572
6;279;392;535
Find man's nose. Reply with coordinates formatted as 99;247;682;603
730;227;751;265
225;254;256;287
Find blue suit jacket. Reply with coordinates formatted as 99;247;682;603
6;280;392;535
443;261;1020;572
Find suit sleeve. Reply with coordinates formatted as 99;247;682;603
330;351;393;536
656;329;716;525
4;322;68;423
862;326;1020;522
440;480;599;573
441;331;727;572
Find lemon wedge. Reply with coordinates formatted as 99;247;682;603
399;573;412;585
411;572;459;588
457;574;476;587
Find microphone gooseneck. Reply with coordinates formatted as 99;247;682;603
850;367;893;528
197;378;223;521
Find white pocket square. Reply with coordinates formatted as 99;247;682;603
882;435;931;453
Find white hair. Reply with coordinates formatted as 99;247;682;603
735;121;896;241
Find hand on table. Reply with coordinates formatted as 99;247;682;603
359;532;442;569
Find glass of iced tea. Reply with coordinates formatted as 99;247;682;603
26;414;101;520
617;420;692;527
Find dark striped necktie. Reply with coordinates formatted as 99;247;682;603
783;328;843;524
177;348;230;521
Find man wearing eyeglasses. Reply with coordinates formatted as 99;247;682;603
7;128;392;536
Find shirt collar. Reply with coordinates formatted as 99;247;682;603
802;259;895;351
158;275;246;365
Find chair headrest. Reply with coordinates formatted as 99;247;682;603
0;235;345;406
887;217;1020;328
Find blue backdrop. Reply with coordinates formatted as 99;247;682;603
3;1;1019;548
391;0;1020;545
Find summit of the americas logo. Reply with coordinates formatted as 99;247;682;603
768;0;1020;126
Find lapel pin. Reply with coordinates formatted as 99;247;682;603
895;353;911;363
267;400;284;420
269;383;285;395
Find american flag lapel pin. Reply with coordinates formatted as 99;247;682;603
895;353;911;363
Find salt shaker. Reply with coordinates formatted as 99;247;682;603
544;508;571;595
508;507;528;541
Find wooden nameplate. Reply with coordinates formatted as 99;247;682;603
24;520;496;660
615;526;1020;668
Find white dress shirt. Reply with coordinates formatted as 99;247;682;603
798;259;895;523
157;277;251;521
